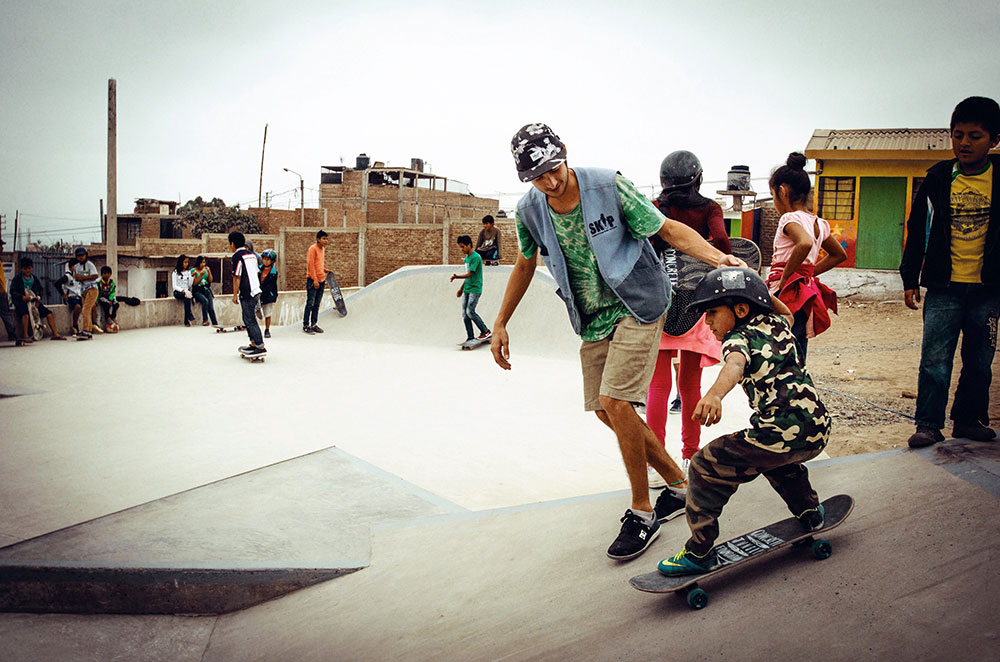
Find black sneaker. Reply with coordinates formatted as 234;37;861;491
670;396;682;414
908;426;944;448
607;510;660;561
952;422;997;442
303;326;315;334
654;488;687;523
264;329;271;338
311;325;324;334
248;345;267;355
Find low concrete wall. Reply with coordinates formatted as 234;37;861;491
818;269;904;301
30;289;362;335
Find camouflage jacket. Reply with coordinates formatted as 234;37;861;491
722;313;831;452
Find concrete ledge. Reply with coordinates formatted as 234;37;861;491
817;268;904;300
30;288;353;335
0;562;359;615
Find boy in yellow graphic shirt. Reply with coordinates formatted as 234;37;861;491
900;96;1000;448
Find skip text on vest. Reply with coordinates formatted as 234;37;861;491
589;213;617;237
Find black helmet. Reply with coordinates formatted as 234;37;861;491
687;267;773;314
660;150;703;191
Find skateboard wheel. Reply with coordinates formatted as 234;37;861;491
686;587;708;610
811;539;832;560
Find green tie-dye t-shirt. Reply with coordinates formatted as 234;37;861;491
515;174;665;341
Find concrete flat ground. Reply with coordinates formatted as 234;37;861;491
1;265;998;661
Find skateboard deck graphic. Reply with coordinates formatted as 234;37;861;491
660;237;762;336
630;494;854;609
326;272;347;317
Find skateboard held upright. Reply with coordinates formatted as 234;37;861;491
661;237;762;336
26;294;45;341
326;272;347;317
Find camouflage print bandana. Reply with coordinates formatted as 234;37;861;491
511;123;567;182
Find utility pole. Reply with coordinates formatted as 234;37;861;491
300;178;305;227
13;210;18;251
106;79;119;283
258;124;267;208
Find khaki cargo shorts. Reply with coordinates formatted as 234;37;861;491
580;312;666;411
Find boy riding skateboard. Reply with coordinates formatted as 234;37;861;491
229;231;266;358
491;123;744;561
655;267;830;576
451;235;491;345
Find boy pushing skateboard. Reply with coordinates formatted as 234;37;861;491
656;267;831;576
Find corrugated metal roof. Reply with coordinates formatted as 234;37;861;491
806;128;951;153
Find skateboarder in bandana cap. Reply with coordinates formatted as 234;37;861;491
656;267;829;576
493;123;746;561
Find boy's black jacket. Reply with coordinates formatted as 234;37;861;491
900;153;1000;292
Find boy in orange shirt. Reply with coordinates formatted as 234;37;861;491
303;230;331;334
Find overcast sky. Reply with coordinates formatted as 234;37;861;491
2;0;998;247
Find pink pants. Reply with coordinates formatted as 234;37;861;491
646;349;704;460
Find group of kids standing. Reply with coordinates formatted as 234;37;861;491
487;95;998;577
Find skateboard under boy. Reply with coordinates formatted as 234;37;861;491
629;494;854;610
325;272;348;317
661;237;762;336
459;336;491;351
238;348;266;363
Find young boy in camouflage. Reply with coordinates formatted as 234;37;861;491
657;267;830;576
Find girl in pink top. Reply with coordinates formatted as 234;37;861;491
765;152;847;361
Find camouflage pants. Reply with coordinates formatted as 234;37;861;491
685;431;824;555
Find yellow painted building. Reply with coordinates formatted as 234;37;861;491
804;128;962;269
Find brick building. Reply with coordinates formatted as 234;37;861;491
96;162;507;296
247;159;505;289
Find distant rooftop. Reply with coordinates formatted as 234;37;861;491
805;129;954;158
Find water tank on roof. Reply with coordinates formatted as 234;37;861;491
410;158;424;172
727;165;751;191
356;153;370;170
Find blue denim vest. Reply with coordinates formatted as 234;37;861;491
516;167;671;335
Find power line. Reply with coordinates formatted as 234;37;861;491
18;212;99;223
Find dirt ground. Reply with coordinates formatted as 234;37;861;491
808;299;1000;456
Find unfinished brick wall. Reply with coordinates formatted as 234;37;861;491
447;220;518;265
365;225;444;283
759;204;779;267
134;238;203;257
251;208;327;233
281;228;361;290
